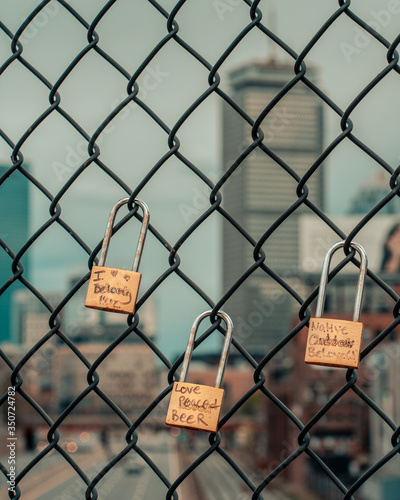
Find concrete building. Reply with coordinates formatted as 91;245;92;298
51;342;159;427
10;289;62;345
364;338;400;500
222;58;324;355
261;272;400;497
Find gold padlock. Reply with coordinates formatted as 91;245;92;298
165;310;233;433
85;198;149;314
305;240;368;369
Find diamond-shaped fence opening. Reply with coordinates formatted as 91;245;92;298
1;1;400;499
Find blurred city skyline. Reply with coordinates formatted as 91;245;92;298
1;0;400;357
1;3;400;498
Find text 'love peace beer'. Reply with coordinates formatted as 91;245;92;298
166;382;224;432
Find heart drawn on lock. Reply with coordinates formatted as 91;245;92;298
123;274;131;281
111;270;118;277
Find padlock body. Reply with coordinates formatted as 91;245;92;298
305;317;363;368
85;265;141;314
165;382;224;432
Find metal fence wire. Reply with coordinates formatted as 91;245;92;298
1;0;400;499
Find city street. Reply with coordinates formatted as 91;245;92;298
0;430;295;499
181;445;293;500
0;431;181;500
193;455;290;500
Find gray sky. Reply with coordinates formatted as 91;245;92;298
1;0;400;357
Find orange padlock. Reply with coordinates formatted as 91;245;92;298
166;311;233;433
305;241;368;369
85;198;149;314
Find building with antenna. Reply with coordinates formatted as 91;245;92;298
221;58;325;354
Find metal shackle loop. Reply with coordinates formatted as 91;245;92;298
179;310;234;389
97;198;150;272
315;240;368;322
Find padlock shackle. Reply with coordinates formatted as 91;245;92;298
315;240;368;322
97;198;150;272
179;310;234;389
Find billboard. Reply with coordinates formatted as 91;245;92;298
299;214;400;275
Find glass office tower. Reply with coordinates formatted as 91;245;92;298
0;165;30;342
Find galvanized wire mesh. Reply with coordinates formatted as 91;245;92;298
1;0;400;499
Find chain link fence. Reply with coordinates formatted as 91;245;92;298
1;1;400;499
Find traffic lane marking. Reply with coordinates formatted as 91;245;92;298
15;450;105;500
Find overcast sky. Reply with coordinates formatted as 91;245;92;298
1;0;400;357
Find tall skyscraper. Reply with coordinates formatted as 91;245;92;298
0;165;30;342
222;59;324;354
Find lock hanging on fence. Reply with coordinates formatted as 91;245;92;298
165;310;233;433
85;198;149;315
304;240;368;369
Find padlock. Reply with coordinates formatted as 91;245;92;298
85;198;149;314
165;310;233;433
304;240;368;369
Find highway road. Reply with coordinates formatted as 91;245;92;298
187;446;293;500
0;431;293;499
